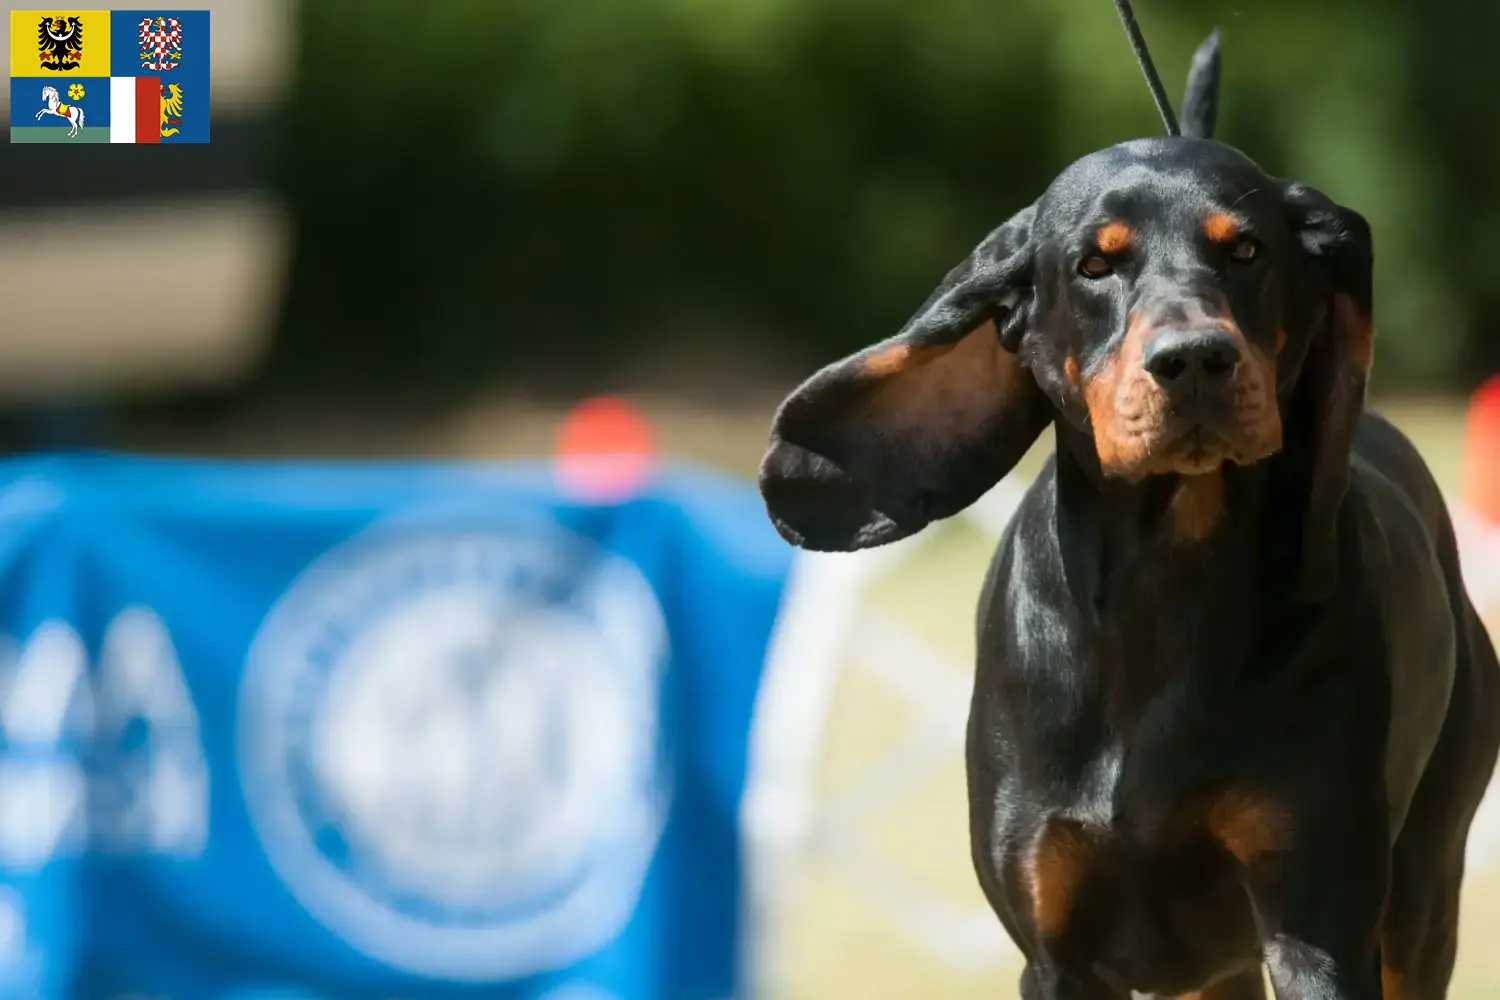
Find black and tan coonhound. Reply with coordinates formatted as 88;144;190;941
756;22;1500;1000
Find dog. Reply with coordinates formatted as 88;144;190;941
757;23;1500;1000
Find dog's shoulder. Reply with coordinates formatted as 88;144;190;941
1351;409;1451;548
1345;411;1460;664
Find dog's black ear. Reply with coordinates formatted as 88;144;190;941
759;205;1051;551
1279;181;1374;602
1180;29;1220;139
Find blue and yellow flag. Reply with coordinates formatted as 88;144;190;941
9;9;209;143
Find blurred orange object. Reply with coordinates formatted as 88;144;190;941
553;395;657;502
1461;375;1500;525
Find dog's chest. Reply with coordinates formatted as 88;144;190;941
1022;729;1288;861
1009;746;1274;993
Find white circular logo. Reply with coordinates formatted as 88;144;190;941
237;512;671;981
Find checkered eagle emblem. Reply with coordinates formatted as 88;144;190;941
137;15;183;71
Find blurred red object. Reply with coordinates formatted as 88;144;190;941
553;395;657;502
1461;375;1500;525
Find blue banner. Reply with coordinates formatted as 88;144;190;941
0;454;793;1000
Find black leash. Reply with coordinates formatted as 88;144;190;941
1112;0;1180;136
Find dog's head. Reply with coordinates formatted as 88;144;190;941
759;129;1372;600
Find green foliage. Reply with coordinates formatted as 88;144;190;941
269;0;1500;395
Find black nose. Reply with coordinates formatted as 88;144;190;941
1142;329;1241;391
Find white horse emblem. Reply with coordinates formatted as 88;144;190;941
35;86;84;138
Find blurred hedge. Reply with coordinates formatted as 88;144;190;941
264;0;1500;397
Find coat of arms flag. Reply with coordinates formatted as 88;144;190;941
8;9;210;143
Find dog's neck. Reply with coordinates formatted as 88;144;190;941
1048;421;1297;720
1054;422;1278;571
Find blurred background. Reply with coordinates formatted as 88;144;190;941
3;0;1500;998
6;0;1500;458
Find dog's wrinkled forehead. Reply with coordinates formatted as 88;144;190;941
1034;137;1276;242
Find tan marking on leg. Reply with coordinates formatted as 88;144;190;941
1027;820;1093;938
1207;788;1292;864
1380;928;1412;1000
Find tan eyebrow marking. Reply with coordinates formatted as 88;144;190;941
1203;212;1240;243
1095;221;1134;254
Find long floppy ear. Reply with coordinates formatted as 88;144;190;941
1280;182;1374;602
758;206;1051;551
1180;29;1221;139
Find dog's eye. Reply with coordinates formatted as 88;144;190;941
1079;255;1113;279
1230;238;1258;263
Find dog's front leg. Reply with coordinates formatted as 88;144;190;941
1245;812;1388;1000
1018;962;1127;1000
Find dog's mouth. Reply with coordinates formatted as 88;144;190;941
1179;427;1224;471
1158;425;1230;475
1087;369;1284;479
1156;418;1280;476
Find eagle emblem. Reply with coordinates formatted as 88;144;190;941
36;15;84;71
160;82;183;138
138;15;183;72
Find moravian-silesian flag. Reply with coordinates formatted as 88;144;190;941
9;9;209;143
